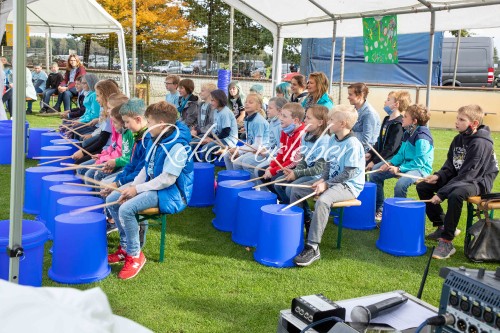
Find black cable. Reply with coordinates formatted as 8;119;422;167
299;316;345;333
415;314;455;333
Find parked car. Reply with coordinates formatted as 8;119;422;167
232;60;265;77
182;60;219;75
150;60;183;73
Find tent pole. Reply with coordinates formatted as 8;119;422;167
229;6;234;74
328;20;337;96
452;31;461;87
9;0;27;284
45;31;50;73
339;37;346;104
117;32;129;97
419;0;435;110
131;0;136;98
271;26;283;96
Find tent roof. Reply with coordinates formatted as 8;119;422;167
1;0;123;34
223;0;500;38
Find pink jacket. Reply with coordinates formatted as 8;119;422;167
96;126;122;164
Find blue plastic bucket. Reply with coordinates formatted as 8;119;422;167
376;198;427;256
48;212;110;284
0;219;48;286
39;145;74;167
232;190;277;247
41;132;62;147
38;174;82;225
45;184;93;240
50;138;79;155
189;162;215;207
56;196;104;216
27;128;52;158
24;166;67;215
334;182;377;230
217;70;231;93
212;180;255;232
0;131;12;165
254;204;304;268
213;170;251;213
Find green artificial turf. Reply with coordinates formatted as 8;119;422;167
0;111;499;332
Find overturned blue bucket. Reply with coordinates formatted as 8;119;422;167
334;182;377;230
0;219;48;286
213;170;251;213
212;180;255;232
254;204;304;268
27;128;52;158
49;212;110;284
38;174;82;225
189;162;215;207
41;132;62;147
24;166;68;215
376;198;427;256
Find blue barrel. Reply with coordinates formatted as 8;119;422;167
213;158;226;167
334;182;377;230
376;198;427;256
27;128;52;158
0;120;29;152
56;196;104;216
254;204;304;268
0;130;11;165
217;69;231;93
0;219;48;286
50;138;79;155
189;163;215;207
39;145;74;167
232;190;277;247
45;185;94;240
212;180;255;232
48;212;110;284
38;174;82;224
213;170;251;213
41;132;62;147
24;166;67;215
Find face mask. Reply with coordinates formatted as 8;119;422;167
383;105;394;115
460;125;474;135
282;123;296;134
404;124;416;132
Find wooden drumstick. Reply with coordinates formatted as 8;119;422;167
395;199;432;204
37;156;73;166
281;192;317;211
70;200;120;215
78;175;124;193
232;175;265;186
252;178;285;189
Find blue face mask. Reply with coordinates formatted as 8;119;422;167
383;105;394;115
282;123;296;134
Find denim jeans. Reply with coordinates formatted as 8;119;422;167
85;168;122;184
55;87;77;111
369;161;425;211
26;86;43;111
107;189;158;256
77;159;96;178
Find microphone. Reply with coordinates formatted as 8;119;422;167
350;295;408;325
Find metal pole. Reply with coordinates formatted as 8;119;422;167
9;0;28;284
425;11;435;109
328;20;337;95
131;0;136;97
229;6;234;75
45;33;50;72
338;37;346;104
452;31;461;87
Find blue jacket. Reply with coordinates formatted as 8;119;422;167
144;120;194;214
115;130;151;187
79;91;101;123
390;125;434;175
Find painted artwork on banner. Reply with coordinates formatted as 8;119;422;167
363;16;398;64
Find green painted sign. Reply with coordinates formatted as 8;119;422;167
363;15;398;64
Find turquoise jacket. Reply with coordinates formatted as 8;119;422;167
144;120;194;214
301;92;334;111
390;125;434;175
79;91;101;123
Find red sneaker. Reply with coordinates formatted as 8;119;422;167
118;252;146;280
108;246;126;264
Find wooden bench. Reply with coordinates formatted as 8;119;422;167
137;207;167;262
330;199;362;249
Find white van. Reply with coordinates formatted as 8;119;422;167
441;37;495;87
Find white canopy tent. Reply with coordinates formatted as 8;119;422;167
223;0;500;105
4;0;128;283
0;0;129;95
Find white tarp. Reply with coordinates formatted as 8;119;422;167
0;0;129;95
223;0;500;38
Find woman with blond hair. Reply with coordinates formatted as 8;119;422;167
301;72;334;113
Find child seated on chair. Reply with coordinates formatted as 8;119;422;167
257;102;306;193
369;104;434;219
416;105;498;260
106;101;194;280
274;104;330;230
293;104;365;267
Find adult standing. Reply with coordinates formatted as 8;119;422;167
348;82;381;152
53;54;86;113
301;72;334;112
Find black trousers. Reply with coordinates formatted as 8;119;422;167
416;181;478;241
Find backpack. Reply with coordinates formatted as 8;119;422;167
464;196;500;263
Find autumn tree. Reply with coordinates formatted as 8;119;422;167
96;0;199;66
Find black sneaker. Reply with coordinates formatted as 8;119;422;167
26;109;33;115
294;244;320;266
426;227;444;241
106;222;118;234
39;107;47;114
